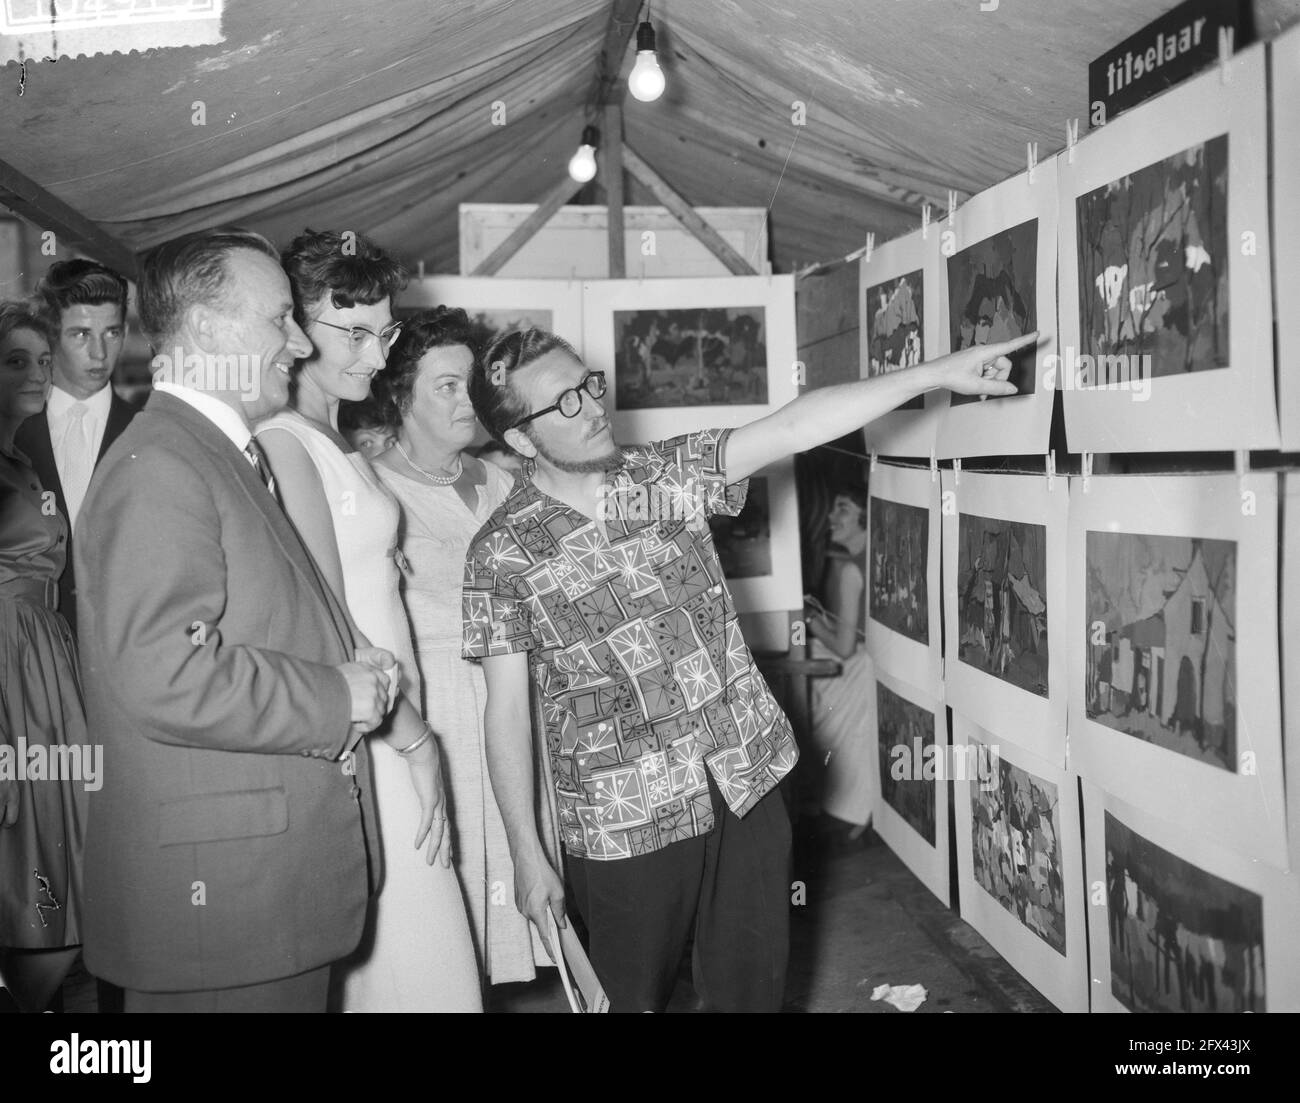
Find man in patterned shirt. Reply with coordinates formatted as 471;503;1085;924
462;326;1034;1011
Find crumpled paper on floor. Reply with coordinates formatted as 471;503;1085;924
870;983;928;1012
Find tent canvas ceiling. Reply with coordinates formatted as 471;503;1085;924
2;0;1298;272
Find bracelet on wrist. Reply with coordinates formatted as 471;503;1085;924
397;723;433;757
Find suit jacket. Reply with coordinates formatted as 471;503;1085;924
75;391;380;993
15;389;137;636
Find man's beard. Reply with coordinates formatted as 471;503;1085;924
530;431;623;474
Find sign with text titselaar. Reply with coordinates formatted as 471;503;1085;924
1088;0;1245;128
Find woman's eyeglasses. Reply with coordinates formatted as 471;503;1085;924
510;371;606;429
312;318;404;352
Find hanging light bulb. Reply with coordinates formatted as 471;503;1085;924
628;20;665;102
568;124;599;183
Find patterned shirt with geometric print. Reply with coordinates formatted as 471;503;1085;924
462;427;798;861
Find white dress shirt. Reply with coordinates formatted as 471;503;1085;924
47;383;112;528
153;382;253;454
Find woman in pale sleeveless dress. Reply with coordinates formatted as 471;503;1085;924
257;233;480;1012
807;486;875;834
372;308;547;985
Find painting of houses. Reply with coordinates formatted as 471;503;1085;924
1085;531;1236;771
1106;811;1264;1012
956;513;1048;697
869;495;930;645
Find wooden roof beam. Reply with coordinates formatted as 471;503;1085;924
0;157;139;280
622;143;757;276
589;0;644;108
469;171;585;277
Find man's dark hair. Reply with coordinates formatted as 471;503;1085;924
280;228;406;326
36;259;129;328
470;327;581;444
372;306;477;425
137;228;279;347
837;482;869;527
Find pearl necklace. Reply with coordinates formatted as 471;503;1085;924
395;440;463;485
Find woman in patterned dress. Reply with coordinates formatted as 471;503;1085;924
0;302;88;1011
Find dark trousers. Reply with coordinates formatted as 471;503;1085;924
567;777;791;1013
123;965;330;1013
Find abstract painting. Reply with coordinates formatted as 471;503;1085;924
1105;810;1264;1012
1084;531;1235;773
946;218;1039;406
868;496;929;645
875;680;936;847
613;307;767;410
969;738;1065;955
956;514;1048;698
709;475;771;580
1057;46;1276;452
864;270;924;412
1075;136;1228;382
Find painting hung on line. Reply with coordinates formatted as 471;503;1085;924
869;495;929;645
876;681;936;846
956;513;1048;697
1085;531;1236;772
969;740;1066;955
865;271;924;412
708;475;771;580
946;218;1038;406
613;307;768;409
1106;811;1264;1012
1075;136;1229;382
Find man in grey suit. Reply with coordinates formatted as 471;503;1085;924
76;229;395;1012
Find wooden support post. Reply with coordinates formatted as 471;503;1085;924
622;144;757;276
469;172;583;277
0;157;139;280
604;101;626;278
589;0;644;108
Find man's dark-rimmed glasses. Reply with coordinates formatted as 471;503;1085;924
510;370;607;430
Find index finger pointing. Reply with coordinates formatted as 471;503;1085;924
980;330;1041;360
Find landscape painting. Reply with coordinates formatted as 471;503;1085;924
1075;135;1229;382
869;495;929;645
956;513;1049;697
1106;810;1264;1012
946;218;1038;405
613;307;768;409
970;740;1066;955
876;681;936;846
1085;531;1236;772
864;270;924;412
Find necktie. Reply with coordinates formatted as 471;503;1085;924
243;437;280;505
61;402;94;529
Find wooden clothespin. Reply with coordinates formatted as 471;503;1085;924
953;458;962;487
1234;449;1249;495
1065;119;1079;165
869;450;878;473
416;259;426;280
922;202;932;240
864;232;875;265
929;448;938;483
1046;449;1057;492
1219;26;1234;84
1081;451;1094;494
947;189;958;226
1027;142;1039;185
